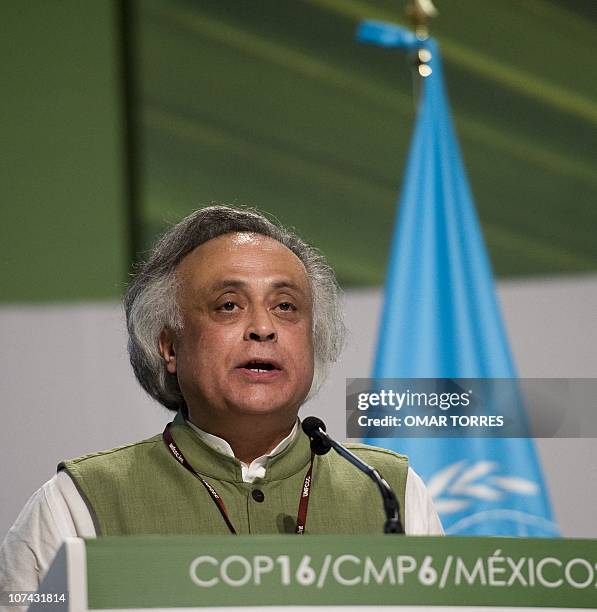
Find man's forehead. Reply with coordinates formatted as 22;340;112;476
177;232;310;288
226;232;264;248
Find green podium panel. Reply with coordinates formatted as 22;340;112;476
34;535;597;610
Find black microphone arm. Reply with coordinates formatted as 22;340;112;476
301;416;404;534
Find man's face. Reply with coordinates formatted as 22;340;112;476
162;232;314;424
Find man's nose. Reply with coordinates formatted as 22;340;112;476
245;309;277;342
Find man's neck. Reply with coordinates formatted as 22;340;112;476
186;412;297;464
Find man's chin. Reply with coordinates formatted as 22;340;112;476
225;390;304;418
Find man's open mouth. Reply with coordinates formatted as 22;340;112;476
239;360;281;373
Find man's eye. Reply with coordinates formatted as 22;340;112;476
277;302;296;312
219;301;237;311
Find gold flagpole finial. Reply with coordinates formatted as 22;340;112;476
406;0;438;82
406;0;438;39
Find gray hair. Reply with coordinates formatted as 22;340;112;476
124;205;345;411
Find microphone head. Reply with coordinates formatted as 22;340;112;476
301;416;327;437
301;416;331;455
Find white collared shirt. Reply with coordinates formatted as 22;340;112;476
186;419;299;483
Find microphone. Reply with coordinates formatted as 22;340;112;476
302;416;333;455
301;416;404;534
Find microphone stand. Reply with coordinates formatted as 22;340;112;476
305;420;404;534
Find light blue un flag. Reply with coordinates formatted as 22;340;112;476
357;21;558;535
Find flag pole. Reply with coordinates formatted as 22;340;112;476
405;0;438;103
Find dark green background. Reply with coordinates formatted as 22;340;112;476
2;2;126;301
3;0;596;301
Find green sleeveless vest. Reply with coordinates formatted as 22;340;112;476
58;412;408;536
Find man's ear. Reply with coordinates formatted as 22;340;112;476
159;328;177;374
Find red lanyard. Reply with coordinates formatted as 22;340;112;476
163;424;315;535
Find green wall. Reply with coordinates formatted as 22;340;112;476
2;0;596;301
138;0;597;285
1;1;127;302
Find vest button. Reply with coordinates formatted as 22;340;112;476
251;489;265;503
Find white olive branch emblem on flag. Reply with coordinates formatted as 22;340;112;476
427;461;540;514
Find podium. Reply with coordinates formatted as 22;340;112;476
32;535;597;610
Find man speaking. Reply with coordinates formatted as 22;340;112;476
0;205;442;591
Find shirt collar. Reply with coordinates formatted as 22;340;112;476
185;419;299;483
